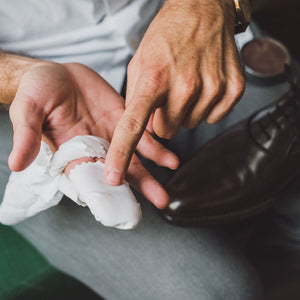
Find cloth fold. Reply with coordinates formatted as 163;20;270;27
0;135;142;229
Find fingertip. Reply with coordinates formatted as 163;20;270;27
104;167;123;186
205;112;224;124
137;132;180;170
104;144;131;186
8;132;41;172
166;154;180;170
8;152;19;172
8;152;29;172
155;199;169;210
8;146;37;172
153;187;170;209
158;150;180;170
143;180;169;209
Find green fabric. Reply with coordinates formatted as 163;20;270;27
0;224;102;300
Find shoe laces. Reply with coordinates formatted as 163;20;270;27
285;74;300;155
248;66;300;158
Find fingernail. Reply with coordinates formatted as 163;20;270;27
106;169;122;185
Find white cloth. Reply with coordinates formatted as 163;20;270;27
0;0;163;91
0;136;142;229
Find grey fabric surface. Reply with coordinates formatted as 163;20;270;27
1;62;300;300
0;107;262;300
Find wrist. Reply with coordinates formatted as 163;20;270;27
164;0;234;10
163;0;236;28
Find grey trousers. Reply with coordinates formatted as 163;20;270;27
0;79;298;300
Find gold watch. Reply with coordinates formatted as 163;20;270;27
233;0;251;34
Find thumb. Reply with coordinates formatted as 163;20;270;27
8;93;45;172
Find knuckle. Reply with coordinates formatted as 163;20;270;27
119;116;143;136
141;68;166;95
179;71;200;93
129;157;142;169
226;73;246;100
233;76;246;98
110;148;128;160
205;74;226;100
177;72;201;100
154;126;177;140
207;84;220;101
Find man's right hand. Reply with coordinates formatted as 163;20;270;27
5;58;179;209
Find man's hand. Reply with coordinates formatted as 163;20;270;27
8;61;179;208
105;0;246;185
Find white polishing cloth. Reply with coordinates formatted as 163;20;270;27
69;161;141;230
0;135;142;230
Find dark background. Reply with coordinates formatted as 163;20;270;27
253;7;300;61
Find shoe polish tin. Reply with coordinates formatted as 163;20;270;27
241;37;291;85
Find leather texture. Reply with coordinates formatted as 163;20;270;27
162;80;300;226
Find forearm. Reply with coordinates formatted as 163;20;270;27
0;51;40;106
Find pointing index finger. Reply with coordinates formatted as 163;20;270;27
104;95;155;186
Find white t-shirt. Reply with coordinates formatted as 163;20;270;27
0;0;163;90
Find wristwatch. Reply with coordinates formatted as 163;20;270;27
232;0;251;34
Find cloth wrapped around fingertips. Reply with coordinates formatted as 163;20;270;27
0;136;142;230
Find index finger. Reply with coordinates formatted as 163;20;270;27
104;93;155;185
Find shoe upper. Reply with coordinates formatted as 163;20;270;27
163;80;300;225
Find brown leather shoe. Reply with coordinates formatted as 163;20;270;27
162;80;300;226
